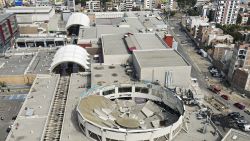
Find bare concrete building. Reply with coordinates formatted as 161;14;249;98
212;43;234;61
232;68;250;91
228;43;250;80
133;49;191;88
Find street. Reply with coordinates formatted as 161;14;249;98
163;15;250;134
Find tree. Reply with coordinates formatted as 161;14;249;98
247;17;250;25
187;7;200;16
236;14;242;25
177;0;197;9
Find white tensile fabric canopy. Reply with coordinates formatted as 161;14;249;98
66;13;90;29
50;45;90;72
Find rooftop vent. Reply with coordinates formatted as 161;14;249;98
109;66;115;69
94;66;104;70
95;74;102;77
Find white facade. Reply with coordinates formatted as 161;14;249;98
215;0;240;25
120;0;134;11
67;0;75;11
144;0;155;10
86;0;101;12
133;50;191;88
94;12;124;18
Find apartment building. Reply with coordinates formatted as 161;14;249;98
239;13;250;25
208;34;233;46
215;0;240;25
196;26;224;45
144;0;155;10
86;0;101;12
0;13;18;54
228;43;250;80
67;0;75;11
120;0;134;11
186;16;209;38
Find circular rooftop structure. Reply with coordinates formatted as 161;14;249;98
49;45;90;73
66;13;90;29
77;83;185;141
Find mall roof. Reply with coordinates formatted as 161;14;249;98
79;26;135;39
133;49;189;68
102;33;167;55
5;6;53;14
66;13;90;29
102;34;130;55
49;45;90;72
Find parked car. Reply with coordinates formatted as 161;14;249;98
228;112;240;117
221;95;229;100
244;109;250;115
232;115;244;120
234;103;246;110
237;120;248;124
196;113;203;119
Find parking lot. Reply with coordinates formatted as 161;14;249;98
0;100;23;141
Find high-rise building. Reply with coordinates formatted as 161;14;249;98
215;0;240;25
86;0;101;12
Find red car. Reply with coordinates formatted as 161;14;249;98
221;95;229;100
234;103;245;110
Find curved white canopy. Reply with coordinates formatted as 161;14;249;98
50;45;90;72
66;13;90;29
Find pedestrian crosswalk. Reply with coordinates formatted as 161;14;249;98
0;94;27;101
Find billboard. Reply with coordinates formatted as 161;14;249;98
15;0;23;6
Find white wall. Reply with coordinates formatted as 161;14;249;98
103;54;130;65
140;66;191;88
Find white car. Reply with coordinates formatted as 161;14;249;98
237;120;248;124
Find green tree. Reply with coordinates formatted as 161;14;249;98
236;14;242;24
247;17;250;25
177;0;197;9
187;7;201;16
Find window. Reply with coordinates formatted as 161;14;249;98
103;89;115;95
118;87;132;93
135;87;149;94
88;130;102;141
79;123;85;135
